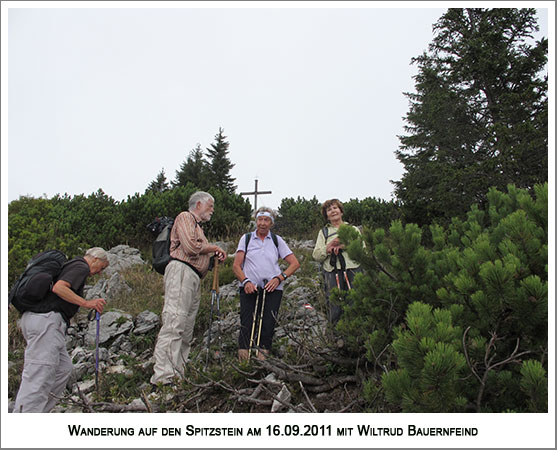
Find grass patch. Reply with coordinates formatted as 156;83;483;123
108;265;165;316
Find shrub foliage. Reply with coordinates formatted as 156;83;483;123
338;183;548;412
274;195;401;239
8;186;251;287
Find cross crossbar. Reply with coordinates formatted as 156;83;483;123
240;179;272;211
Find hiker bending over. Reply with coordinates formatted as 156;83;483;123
151;191;227;385
233;207;300;361
13;247;109;413
312;199;362;325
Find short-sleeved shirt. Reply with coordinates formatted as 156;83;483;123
236;231;293;290
33;257;90;323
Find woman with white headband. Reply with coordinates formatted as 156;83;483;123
233;207;300;361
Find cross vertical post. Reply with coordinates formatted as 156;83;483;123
240;179;272;212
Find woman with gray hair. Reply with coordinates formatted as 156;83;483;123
233;207;300;361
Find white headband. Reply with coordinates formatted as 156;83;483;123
256;211;274;223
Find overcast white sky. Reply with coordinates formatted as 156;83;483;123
3;3;548;211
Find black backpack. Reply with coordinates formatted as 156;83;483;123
8;250;68;313
147;216;175;275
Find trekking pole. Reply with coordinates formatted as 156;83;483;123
216;290;222;364
328;252;343;324
205;257;219;368
338;251;352;290
214;260;223;363
248;286;262;360
95;311;100;397
205;295;214;368
255;279;268;358
88;309;101;397
330;252;341;290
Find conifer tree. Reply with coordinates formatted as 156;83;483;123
173;144;210;190
145;168;170;194
393;8;548;225
205;128;236;193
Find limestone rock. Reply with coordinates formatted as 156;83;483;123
133;310;160;335
104;245;146;276
271;385;292;413
85;310;134;346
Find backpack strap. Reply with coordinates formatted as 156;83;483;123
323;226;339;242
244;232;252;253
330;252;338;272
337;250;347;272
244;231;279;254
187;211;199;229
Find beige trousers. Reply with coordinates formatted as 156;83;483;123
150;261;201;385
13;311;73;412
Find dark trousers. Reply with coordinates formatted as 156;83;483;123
238;288;283;350
323;267;361;325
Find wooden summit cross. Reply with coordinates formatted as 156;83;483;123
240;179;272;212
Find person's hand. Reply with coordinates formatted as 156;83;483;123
214;247;227;261
244;281;257;294
265;277;281;292
87;298;106;314
326;238;342;255
327;244;342;255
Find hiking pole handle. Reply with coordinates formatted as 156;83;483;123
88;309;102;320
330;252;337;270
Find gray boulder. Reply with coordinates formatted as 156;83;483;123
218;282;239;301
104;245;146;276
85;272;131;301
85;310;134;346
271;384;292;413
133;311;160;335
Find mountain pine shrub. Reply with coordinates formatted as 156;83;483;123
338;183;548;412
381;302;467;412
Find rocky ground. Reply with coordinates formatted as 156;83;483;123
8;242;368;413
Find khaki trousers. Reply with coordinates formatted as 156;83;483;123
151;260;201;385
13;311;73;413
